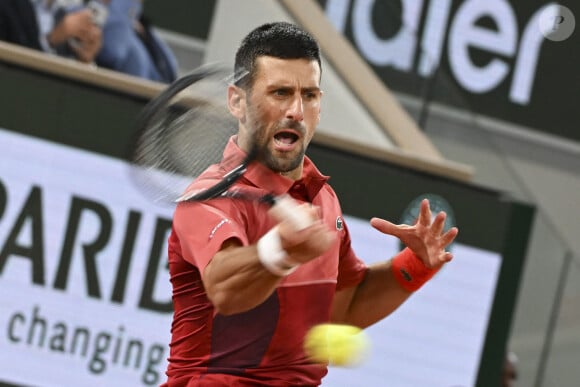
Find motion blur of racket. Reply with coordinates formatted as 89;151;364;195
128;64;311;229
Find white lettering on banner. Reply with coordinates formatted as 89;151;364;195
418;0;453;76
351;0;423;70
325;0;350;32
449;0;517;93
510;4;554;104
324;0;554;105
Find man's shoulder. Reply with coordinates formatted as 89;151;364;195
180;165;260;201
191;165;225;185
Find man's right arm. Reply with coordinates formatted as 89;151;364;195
203;210;335;315
203;238;283;315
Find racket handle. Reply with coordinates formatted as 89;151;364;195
270;195;313;231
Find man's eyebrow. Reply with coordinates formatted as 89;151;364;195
301;86;322;93
267;84;321;93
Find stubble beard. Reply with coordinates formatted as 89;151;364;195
254;119;307;173
260;142;305;173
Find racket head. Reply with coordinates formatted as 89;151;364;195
128;64;253;205
129;64;314;233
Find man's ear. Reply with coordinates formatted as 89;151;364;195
228;85;245;120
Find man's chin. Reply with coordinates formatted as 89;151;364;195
264;155;303;174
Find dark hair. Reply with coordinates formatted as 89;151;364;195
234;22;321;89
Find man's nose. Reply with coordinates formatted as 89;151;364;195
285;96;304;122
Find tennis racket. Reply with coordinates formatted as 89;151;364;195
128;64;311;229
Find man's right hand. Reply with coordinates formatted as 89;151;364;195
274;203;335;264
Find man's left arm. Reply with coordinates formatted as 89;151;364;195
331;199;458;328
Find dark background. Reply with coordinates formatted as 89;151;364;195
143;0;579;142
314;0;580;142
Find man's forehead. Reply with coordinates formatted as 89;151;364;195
254;56;321;80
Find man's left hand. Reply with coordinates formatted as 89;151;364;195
370;199;458;269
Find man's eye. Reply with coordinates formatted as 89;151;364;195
303;91;320;101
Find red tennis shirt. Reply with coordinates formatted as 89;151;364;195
163;137;368;386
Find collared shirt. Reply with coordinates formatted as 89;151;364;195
165;137;368;386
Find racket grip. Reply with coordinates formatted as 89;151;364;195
270;195;313;231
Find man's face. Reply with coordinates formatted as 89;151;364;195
232;56;322;179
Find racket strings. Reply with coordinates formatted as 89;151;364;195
164;105;234;176
130;66;254;205
132;92;239;203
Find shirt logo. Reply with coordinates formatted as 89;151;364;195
335;216;344;231
209;218;231;240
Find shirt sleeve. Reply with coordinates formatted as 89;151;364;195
172;200;248;275
336;219;368;291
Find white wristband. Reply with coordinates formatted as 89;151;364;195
257;227;299;276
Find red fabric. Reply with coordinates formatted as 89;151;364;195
164;137;368;386
391;248;440;292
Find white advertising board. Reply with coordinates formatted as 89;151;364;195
0;129;501;386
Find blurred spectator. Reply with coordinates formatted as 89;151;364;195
0;0;177;81
0;0;43;50
0;0;103;63
502;351;519;387
95;0;178;82
48;0;105;63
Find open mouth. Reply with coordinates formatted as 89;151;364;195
273;131;300;147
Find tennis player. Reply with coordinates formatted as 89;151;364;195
162;21;458;387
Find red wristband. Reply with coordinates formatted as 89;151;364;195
391;248;439;292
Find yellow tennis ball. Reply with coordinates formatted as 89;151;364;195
304;323;370;367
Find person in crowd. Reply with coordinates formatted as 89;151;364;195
0;0;102;63
0;0;177;81
95;0;178;83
